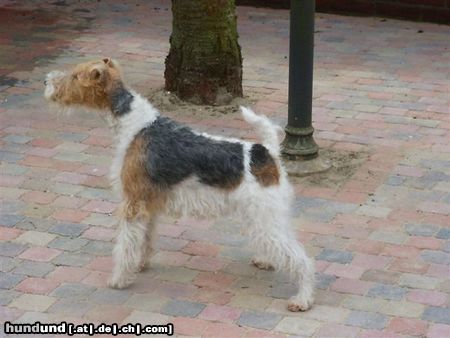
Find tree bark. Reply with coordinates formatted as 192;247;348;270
165;0;243;105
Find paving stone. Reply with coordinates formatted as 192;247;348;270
77;187;117;201
13;261;54;277
230;293;273;310
428;323;450;338
238;310;282;330
436;228;450;239
51;252;91;267
315;272;337;290
0;201;25;216
48;222;88;237
199;304;241;322
405;223;439;237
361;269;400;285
387;317;428;336
379;301;425;318
125;293;170;312
219;246;253;262
50;283;96;299
0;256;19;272
407;289;448;307
331;277;373;295
15;277;59;295
303;305;350;323
14;230;56;246
0;151;24;163
386;175;406;186
342;295;388;312
422;306;450;325
57;132;88;142
161;299;206;318
324;263;365;279
268;283;297;299
214;233;248;247
293;197;358;219
86;287;130;305
399;273;441;290
47;237;88;252
345;310;389;330
9;294;56;312
312;234;349;250
19;246;61;262
443;241;450;253
48;182;84;196
171;317;210;336
3;135;33;144
0;272;25;289
316;323;360;338
82;212;116;227
156;236;189;251
369;231;408;245
0;290;20;305
274;316;320;336
80;240;113;256
155;266;198;284
316;249;353;264
367;284;408;301
16;217;56;232
0;242;27;257
47;298;94;317
202;322;247;337
420;250;450;265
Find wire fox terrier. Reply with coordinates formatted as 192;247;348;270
44;58;315;311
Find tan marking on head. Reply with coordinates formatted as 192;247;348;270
251;157;280;187
120;134;167;220
45;58;123;111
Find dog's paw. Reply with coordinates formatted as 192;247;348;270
251;258;274;271
287;295;313;312
108;276;132;289
137;261;149;272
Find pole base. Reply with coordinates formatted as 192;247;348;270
282;156;332;177
281;125;319;160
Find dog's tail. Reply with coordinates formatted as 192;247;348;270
240;106;281;156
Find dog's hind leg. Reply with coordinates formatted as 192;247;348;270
251;255;275;270
137;218;157;271
249;211;315;311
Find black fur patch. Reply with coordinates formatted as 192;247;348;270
111;85;133;116
138;117;244;189
250;144;272;168
249;144;279;186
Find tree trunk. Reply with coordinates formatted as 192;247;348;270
165;0;243;105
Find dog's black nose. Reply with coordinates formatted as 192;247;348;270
44;80;48;86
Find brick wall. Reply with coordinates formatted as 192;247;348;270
317;0;450;24
236;0;450;24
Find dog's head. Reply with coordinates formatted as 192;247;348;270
44;58;124;113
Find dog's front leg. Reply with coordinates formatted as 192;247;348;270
108;217;147;289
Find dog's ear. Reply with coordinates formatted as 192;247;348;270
76;64;105;85
103;57;114;67
90;68;102;81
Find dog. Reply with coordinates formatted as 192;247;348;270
44;58;315;311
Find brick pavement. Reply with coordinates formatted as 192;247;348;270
1;0;449;337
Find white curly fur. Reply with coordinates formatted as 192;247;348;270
106;97;315;311
44;62;314;310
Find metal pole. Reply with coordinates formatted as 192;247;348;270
282;0;318;160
